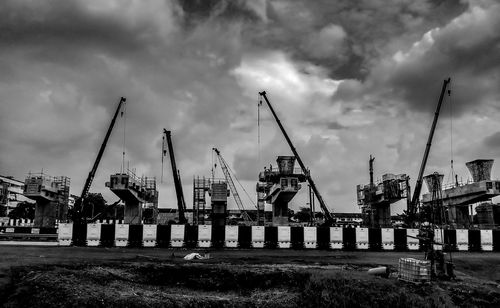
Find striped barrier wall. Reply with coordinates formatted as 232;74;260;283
48;224;500;251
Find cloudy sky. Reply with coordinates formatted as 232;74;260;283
1;0;500;214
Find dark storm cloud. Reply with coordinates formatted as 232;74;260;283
1;0;499;211
484;132;500;148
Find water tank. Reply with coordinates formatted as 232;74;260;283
423;172;444;192
277;156;296;175
466;159;494;182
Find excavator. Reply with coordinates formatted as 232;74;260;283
258;91;335;225
163;129;187;224
73;97;126;224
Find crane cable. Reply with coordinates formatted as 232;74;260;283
258;93;262;171
446;85;455;187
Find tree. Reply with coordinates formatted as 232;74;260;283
293;207;311;222
8;201;35;220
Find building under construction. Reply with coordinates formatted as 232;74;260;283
23;172;70;227
257;156;306;226
106;170;158;224
421;159;500;228
357;156;410;228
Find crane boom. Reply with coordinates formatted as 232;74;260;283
80;97;126;201
163;129;187;224
409;78;451;219
258;91;334;223
213;148;252;222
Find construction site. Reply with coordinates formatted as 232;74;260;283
1;80;500;307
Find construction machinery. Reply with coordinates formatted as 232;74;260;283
163;129;187;224
213;148;253;223
73;97;126;223
258;91;335;224
407;78;451;225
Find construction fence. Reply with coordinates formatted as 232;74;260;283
2;224;499;251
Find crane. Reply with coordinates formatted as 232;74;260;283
408;78;451;224
73;97;126;222
163;129;187;224
258;91;335;224
213;148;253;223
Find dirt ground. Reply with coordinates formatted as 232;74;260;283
1;246;499;307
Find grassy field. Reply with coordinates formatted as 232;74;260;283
0;247;499;307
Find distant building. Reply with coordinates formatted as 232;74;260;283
334;212;363;227
0;175;32;216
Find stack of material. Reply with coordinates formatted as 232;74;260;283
398;258;431;283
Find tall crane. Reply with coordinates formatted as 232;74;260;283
408;78;451;223
213;148;253;222
258;91;335;224
163;129;187;224
74;97;126;222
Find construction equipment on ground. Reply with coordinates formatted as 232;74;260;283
213;148;253;223
258;91;335;225
407;78;451;225
162;129;187;224
73;97;126;223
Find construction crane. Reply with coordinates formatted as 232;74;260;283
258;91;335;224
163;129;187;224
73;97;126;222
408;78;451;224
213;148;253;223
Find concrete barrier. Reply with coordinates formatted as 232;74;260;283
407;229;420;251
456;229;469;251
433;229;443;251
58;223;73;246
86;223;101;246
170;224;185;247
225;225;238;248
329;227;343;249
304;227;317;249
355;227;369;250
381;228;394;250
115;224;129;247
480;230;493;251
251;226;265;248
198;225;212;248
143;225;157;247
277;226;291;249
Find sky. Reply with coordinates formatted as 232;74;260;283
1;0;500;214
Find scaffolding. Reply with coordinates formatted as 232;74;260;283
193;176;210;225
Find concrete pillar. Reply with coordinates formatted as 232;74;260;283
124;200;142;224
272;199;288;226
